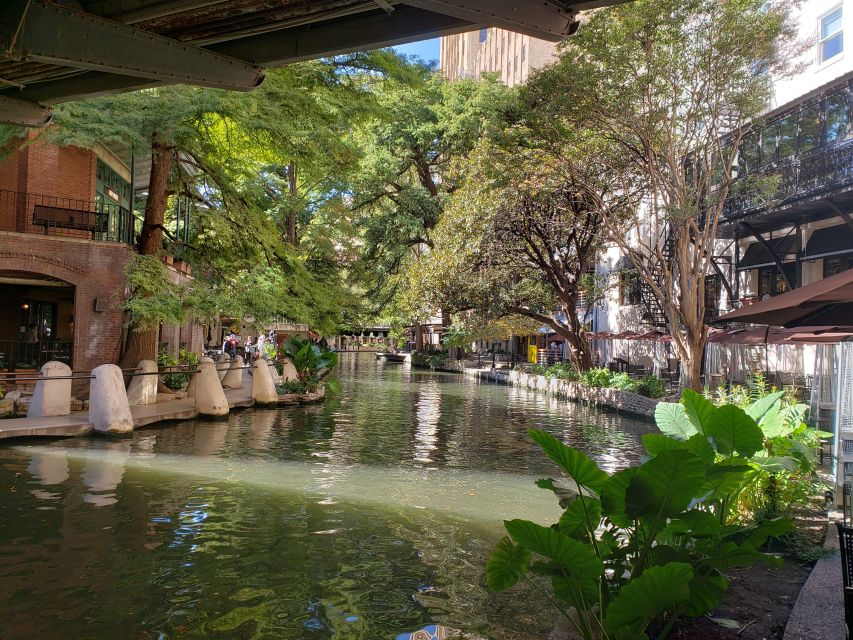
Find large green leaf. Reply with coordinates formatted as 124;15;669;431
504;519;603;580
685;433;716;465
528;429;608;493
642;434;687;457
705;405;765;457
626;450;706;519
681;389;714;435
750;455;798;473
742;517;793;549
745;391;785;423
559;497;602;539
486;537;531;591
663;510;721;538
604;562;693;631
655;402;698;441
685;572;729;616
600;467;640;527
701;460;752;503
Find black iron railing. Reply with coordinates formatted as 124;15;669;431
0;189;135;245
0;339;73;371
722;139;853;221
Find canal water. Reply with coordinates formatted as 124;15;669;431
0;353;653;640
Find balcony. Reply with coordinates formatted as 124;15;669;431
0;189;136;245
719;76;853;235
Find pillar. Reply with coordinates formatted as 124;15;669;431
126;360;158;406
28;361;72;418
222;355;245;389
89;364;134;435
195;357;229;418
252;358;278;406
281;356;298;382
216;352;231;382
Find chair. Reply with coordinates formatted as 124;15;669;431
839;521;853;639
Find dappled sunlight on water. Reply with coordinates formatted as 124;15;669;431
0;354;652;639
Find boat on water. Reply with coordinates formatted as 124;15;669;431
377;352;407;363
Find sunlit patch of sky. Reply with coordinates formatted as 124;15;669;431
392;38;440;66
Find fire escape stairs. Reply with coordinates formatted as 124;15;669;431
638;232;672;330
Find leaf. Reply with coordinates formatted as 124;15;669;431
626;450;706;519
705;405;764;457
642;434;688;457
685;573;729;616
663;510;721;538
559;497;602;539
486;537;531;591
745;391;785;422
604;562;693;631
528;429;608;493
655;402;698;441
701;460;752;503
681;389;714;435
751;455;798;473
601;467;640;527
709;617;741;629
742;517;792;549
504;519;603;580
685;433;716;465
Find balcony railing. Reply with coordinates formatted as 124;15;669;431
0;339;73;371
0;189;136;245
722;139;853;222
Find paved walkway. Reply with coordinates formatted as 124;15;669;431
783;513;845;640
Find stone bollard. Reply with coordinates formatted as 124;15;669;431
222;355;245;389
126;359;158;406
252;358;278;407
281;356;298;382
268;361;283;386
89;364;135;435
185;368;197;398
28;361;72;418
195;357;229;418
216;353;231;382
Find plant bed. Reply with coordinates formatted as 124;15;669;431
278;385;325;405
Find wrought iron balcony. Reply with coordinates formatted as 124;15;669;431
721;76;853;224
0;188;136;245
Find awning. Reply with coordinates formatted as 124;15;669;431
804;224;853;260
715;268;853;327
708;325;853;345
738;235;797;270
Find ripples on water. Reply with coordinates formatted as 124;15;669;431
0;354;652;639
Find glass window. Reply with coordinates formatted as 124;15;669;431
845;439;853;453
760;125;777;164
823;255;853;277
479;28;488;43
758;265;794;298
799;103;821;153
739;132;759;174
826;91;851;143
619;271;642;306
845;462;853;477
820;7;843;64
778;117;797;159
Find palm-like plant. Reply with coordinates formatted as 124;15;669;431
281;336;338;380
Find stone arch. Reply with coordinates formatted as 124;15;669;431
0;251;88;285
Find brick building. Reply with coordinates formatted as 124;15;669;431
0;135;202;374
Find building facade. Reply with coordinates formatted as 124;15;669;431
440;28;557;87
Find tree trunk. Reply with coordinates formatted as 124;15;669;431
286;160;297;244
121;141;173;368
677;332;706;392
414;321;424;351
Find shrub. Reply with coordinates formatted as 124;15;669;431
544;362;578;380
280;337;338;379
580;367;611;387
608;371;638;392
411;351;448;369
636;374;668;398
158;348;199;390
277;376;319;394
487;390;792;640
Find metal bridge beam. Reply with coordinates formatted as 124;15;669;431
0;94;52;126
740;221;794;291
402;0;578;40
1;1;265;91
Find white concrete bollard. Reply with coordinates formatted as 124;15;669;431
268;361;283;386
252;358;279;406
28;361;72;418
222;355;245;389
126;360;158;406
195;357;229;418
89;364;135;435
281;356;298;382
216;353;231;382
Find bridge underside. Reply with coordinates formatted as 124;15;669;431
0;0;628;126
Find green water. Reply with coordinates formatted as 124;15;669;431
0;353;653;639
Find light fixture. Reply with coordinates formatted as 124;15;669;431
21;302;29;310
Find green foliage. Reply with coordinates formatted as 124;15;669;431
277;376;320;395
411;351;448;369
609;372;638;393
157;347;199;390
487;392;792;639
637;375;668;399
543;362;578;381
280;337;338;380
580;368;611;388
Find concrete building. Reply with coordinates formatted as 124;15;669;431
440;28;557;87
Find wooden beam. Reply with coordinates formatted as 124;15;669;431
740;221;794;290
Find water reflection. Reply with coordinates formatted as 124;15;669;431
0;353;653;640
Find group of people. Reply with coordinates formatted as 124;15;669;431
221;329;277;365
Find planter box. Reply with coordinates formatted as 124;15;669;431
278;385;325;405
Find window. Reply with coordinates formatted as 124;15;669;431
704;275;722;321
844;439;853;453
739;132;759;175
823;254;853;277
778;116;797;159
820;7;843;64
760;125;777;165
758;265;794;298
799;103;821;154
845;462;853;477
619;271;642;306
479;28;488;44
825;91;851;143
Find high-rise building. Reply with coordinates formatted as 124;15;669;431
439;28;557;87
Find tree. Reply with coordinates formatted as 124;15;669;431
350;71;512;345
522;0;798;389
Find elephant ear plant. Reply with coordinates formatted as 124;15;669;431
486;390;792;640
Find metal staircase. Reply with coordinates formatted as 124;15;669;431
638;230;673;329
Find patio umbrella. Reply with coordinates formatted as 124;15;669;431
715;268;853;327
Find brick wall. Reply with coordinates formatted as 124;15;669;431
0;231;133;373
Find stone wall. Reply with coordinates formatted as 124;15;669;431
478;368;660;420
